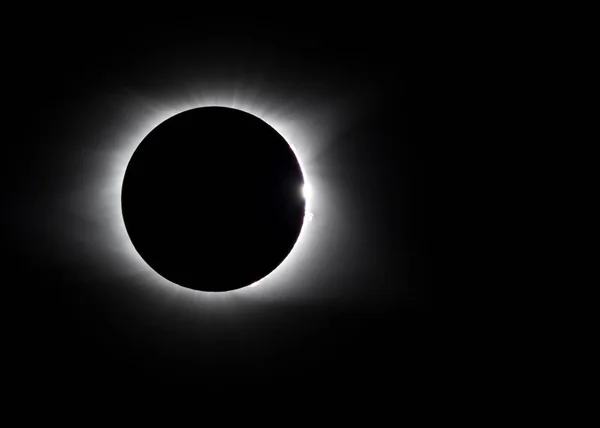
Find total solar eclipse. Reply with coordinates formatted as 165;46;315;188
121;106;306;292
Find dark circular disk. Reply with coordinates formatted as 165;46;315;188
121;107;306;292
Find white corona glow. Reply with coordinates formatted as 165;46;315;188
104;98;320;298
71;78;350;307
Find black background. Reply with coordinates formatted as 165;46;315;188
5;14;432;400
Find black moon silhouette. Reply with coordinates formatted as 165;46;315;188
121;107;306;292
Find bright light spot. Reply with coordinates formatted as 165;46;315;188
306;212;314;222
302;183;312;201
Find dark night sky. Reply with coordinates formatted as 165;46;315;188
5;15;432;399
